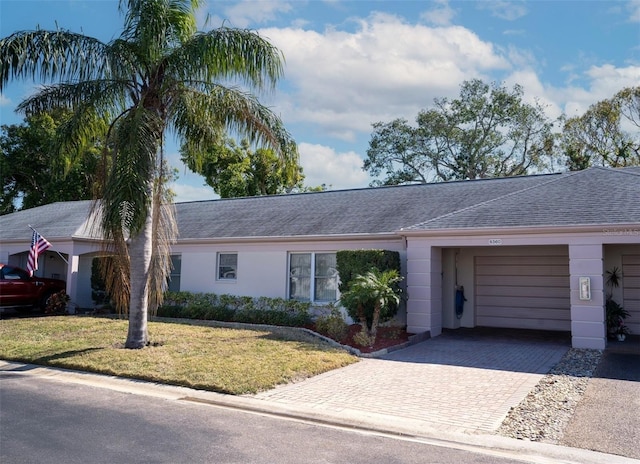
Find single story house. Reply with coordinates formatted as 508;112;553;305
1;166;639;350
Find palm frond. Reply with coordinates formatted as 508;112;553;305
0;29;109;91
120;0;199;55
167;27;284;91
101;108;160;237
170;84;297;166
16;79;129;117
147;159;178;315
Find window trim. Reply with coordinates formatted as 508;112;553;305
217;252;238;281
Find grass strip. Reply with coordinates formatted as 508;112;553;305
0;316;357;394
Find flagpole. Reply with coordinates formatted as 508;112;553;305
28;225;69;265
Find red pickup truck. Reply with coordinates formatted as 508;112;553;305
0;263;67;312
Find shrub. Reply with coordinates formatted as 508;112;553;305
315;305;349;342
158;291;312;327
353;328;374;347
45;290;70;315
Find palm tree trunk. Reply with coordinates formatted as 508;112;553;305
370;303;381;341
125;202;154;349
357;303;368;332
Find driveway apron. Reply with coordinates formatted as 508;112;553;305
252;330;569;435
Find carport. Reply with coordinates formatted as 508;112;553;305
439;245;571;333
403;233;640;350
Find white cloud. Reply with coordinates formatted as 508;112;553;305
478;1;528;21
299;142;370;190
420;0;456;26
213;0;294;28
0;94;11;107
261;13;510;139
628;0;640;22
542;64;640;119
170;182;219;204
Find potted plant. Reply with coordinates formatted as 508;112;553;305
605;267;630;340
617;321;631;341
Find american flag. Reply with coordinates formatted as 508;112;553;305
27;230;51;276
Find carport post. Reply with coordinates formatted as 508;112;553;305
569;244;606;349
406;241;442;336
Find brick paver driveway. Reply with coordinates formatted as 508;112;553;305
252;329;570;434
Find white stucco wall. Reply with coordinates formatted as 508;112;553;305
173;237;406;305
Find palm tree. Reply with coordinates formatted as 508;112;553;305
0;0;296;348
340;269;402;344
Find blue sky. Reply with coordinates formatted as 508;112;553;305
1;0;639;203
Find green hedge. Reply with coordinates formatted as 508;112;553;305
157;292;312;327
336;250;401;294
336;250;402;327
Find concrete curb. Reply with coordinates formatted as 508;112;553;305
1;360;636;464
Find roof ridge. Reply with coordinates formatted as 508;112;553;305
401;171;573;230
591;165;640;177
174;172;563;205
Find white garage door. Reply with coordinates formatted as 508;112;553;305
622;255;640;336
475;255;570;331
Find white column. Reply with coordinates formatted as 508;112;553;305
65;253;81;314
406;240;442;336
569;244;605;349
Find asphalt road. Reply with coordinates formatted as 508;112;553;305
0;374;535;464
560;347;640;460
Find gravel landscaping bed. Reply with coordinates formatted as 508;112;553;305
497;348;603;443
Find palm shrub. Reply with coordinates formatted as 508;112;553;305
340;269;403;346
336;249;401;328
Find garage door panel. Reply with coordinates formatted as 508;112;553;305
477;295;569;309
476;256;569;266
623;255;640;336
475;275;570;287
622;255;640;265
623;288;640;300
476;306;570;320
622;265;640;276
625;300;640;311
476;316;571;331
476;265;569;277
476;286;568;298
624;276;640;288
475;254;570;331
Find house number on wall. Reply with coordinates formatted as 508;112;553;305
488;239;503;245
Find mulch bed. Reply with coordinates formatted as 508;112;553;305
310;323;411;353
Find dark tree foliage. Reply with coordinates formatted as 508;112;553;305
182;138;304;198
0;111;100;215
364;79;554;185
559;86;640;170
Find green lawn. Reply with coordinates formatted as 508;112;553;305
0;316;357;394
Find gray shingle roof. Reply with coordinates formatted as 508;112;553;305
404;167;640;231
174;173;557;239
0;200;94;241
1;167;637;242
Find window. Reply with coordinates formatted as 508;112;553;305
218;253;237;280
289;252;338;302
1;265;29;280
167;255;181;292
